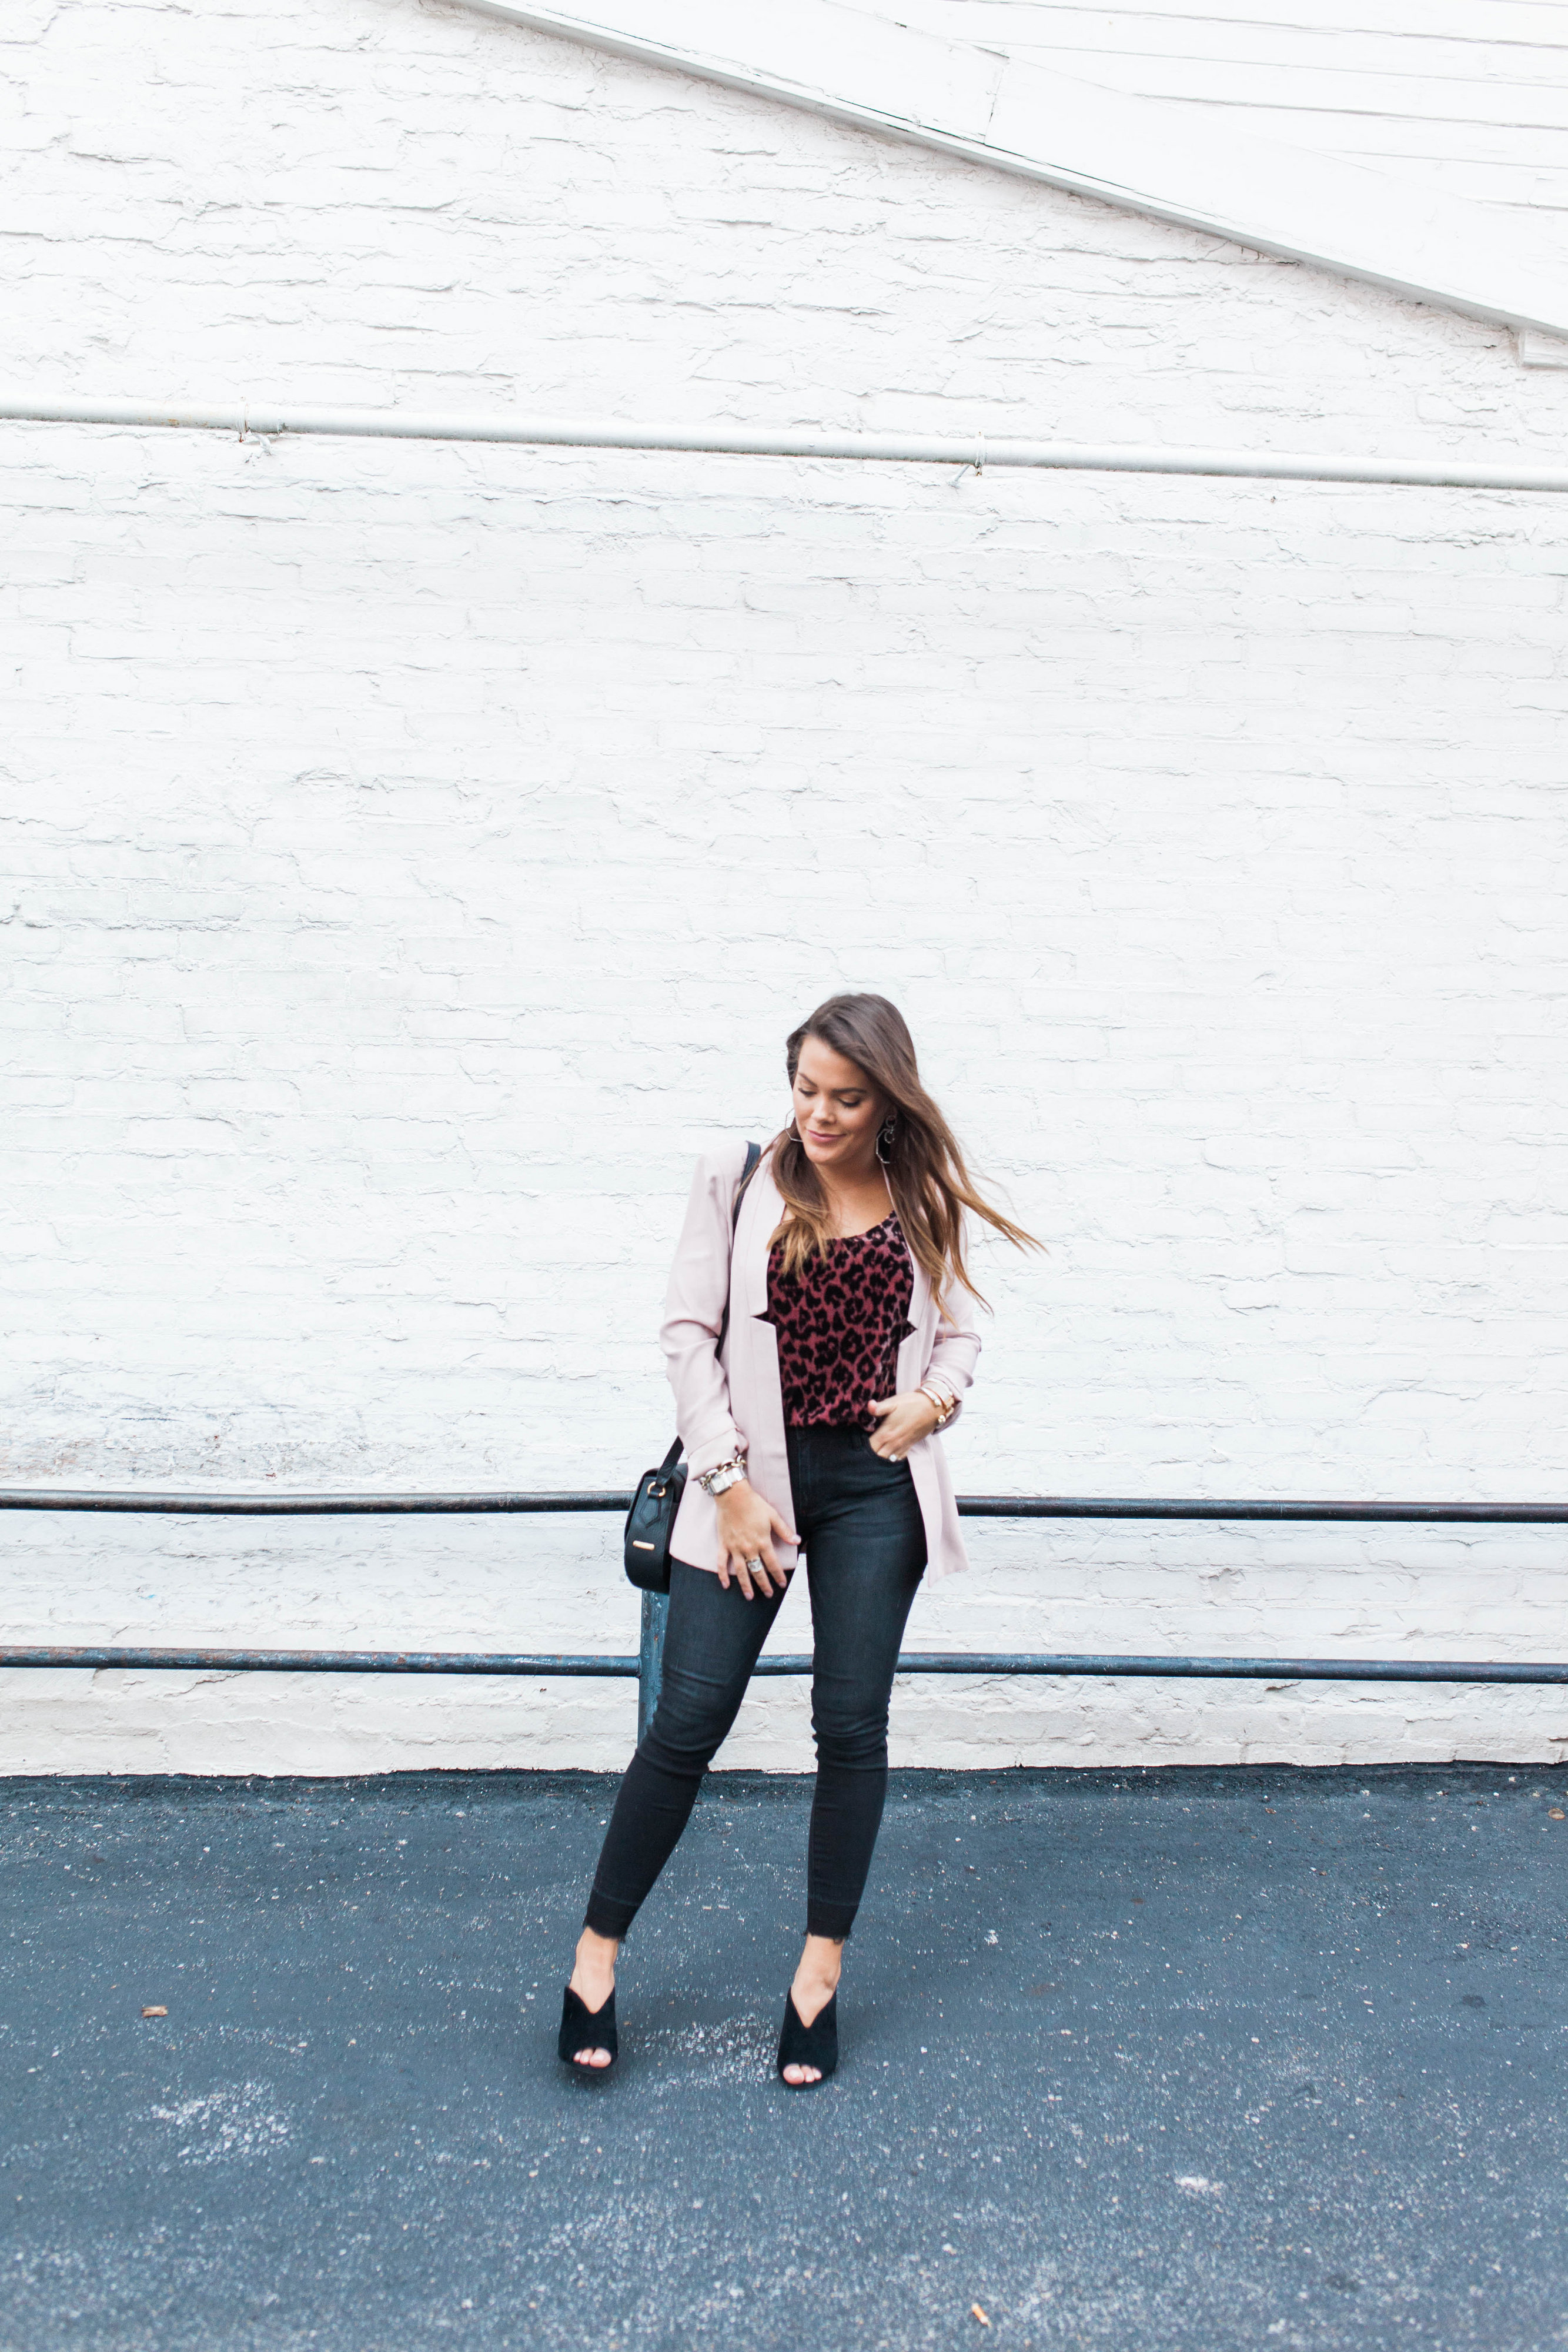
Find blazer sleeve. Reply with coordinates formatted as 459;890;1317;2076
927;1278;982;1423
660;1142;751;1476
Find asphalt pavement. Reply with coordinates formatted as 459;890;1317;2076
2;1762;1565;2351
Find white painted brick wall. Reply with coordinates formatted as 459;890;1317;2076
3;0;1567;1774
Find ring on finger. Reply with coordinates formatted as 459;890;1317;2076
744;1554;762;1572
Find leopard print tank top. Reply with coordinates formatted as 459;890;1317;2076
764;1212;917;1431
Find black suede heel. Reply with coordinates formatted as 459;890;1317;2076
776;1990;838;2086
558;1983;618;2072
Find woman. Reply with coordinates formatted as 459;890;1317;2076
559;992;1035;2086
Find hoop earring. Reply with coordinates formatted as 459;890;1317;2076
875;1115;897;1168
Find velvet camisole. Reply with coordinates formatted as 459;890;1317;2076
763;1212;916;1431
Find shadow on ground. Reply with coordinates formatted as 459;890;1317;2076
2;1764;1565;2351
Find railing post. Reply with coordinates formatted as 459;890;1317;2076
637;1588;668;1745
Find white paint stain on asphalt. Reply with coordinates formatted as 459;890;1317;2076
148;2084;292;2164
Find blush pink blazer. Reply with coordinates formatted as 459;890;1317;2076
663;1140;982;1582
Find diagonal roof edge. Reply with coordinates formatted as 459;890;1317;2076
447;0;1568;342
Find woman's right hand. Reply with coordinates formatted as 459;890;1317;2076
714;1482;799;1600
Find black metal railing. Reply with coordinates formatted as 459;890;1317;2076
5;1489;1567;1522
4;1487;1566;1742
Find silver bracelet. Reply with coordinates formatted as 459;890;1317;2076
697;1456;748;1498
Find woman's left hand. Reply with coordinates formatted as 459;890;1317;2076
867;1389;944;1462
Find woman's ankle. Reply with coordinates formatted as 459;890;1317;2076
571;1927;620;1992
790;1934;843;2021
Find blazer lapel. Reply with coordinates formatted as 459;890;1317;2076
906;1233;932;1332
734;1147;783;1318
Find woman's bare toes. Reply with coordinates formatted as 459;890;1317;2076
781;2063;821;2085
574;2046;613;2069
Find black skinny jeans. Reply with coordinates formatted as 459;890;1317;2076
585;1425;927;1943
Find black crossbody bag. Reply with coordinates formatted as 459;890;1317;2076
623;1141;761;1593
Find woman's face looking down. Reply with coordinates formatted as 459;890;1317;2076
790;1033;886;1180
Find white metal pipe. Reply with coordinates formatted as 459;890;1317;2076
2;395;1567;493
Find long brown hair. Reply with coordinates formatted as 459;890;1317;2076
770;993;1038;1305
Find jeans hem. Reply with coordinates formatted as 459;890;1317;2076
583;1892;640;1939
805;1910;857;1942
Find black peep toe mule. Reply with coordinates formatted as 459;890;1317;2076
558;1983;618;2073
776;1990;838;2086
